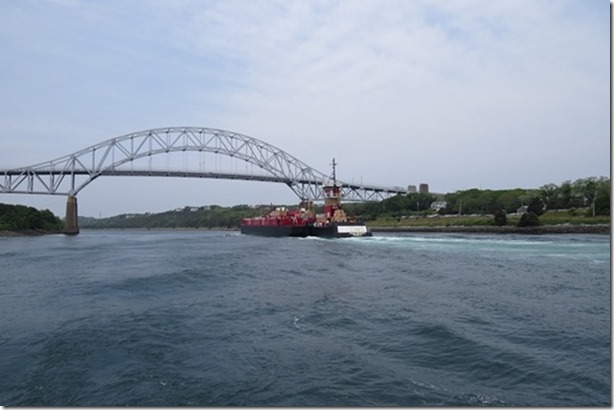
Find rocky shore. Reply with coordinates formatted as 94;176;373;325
370;224;611;234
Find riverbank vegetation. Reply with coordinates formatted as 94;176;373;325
0;203;64;232
345;176;610;228
79;205;267;230
367;211;610;228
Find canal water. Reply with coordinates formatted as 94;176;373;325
0;231;610;406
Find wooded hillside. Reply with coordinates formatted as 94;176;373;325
0;203;64;232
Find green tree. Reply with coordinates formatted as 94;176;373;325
589;177;611;216
527;196;545;216
407;193;436;212
558;180;576;208
381;194;411;214
0;203;63;231
518;212;540;227
442;192;460;214
498;189;527;213
593;195;611;216
493;210;507;226
540;183;563;210
479;190;500;214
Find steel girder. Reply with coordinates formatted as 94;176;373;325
0;126;407;201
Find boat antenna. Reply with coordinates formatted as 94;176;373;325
331;158;337;186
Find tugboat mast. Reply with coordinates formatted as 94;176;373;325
331;158;337;186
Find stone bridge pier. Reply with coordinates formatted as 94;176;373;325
64;195;79;235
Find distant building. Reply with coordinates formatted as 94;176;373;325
407;185;417;193
419;183;429;193
517;205;528;214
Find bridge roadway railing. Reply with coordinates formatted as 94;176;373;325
96;169;409;201
0;166;407;201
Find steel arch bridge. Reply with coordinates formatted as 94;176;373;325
0;126;408;233
1;126;406;200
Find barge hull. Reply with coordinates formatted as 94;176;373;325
241;223;372;238
310;223;373;238
240;225;309;237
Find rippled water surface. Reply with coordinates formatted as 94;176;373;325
0;231;610;406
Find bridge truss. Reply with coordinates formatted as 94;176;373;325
0;127;407;202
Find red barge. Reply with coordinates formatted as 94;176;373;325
241;159;372;238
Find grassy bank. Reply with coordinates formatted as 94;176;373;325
367;210;610;230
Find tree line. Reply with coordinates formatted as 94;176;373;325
0;203;64;231
443;177;610;216
79;205;267;230
343;176;610;225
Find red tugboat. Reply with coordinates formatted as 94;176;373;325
240;159;372;238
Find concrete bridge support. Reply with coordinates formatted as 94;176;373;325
64;195;79;235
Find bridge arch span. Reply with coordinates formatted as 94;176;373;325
2;127;331;200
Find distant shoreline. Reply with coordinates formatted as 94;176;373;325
369;224;610;235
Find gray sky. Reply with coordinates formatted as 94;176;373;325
0;0;610;217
